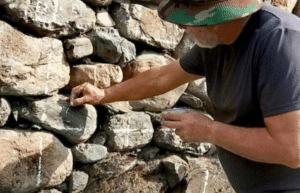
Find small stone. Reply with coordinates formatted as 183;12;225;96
69;171;89;193
162;155;189;188
65;38;93;61
72;143;108;163
179;92;204;109
96;8;116;27
0;98;11;127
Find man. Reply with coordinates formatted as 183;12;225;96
71;0;300;192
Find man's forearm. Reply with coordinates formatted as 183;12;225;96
210;121;298;168
101;61;200;104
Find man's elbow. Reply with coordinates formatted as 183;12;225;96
283;148;300;169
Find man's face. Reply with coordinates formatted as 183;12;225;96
184;25;220;49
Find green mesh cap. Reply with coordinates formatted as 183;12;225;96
158;0;262;26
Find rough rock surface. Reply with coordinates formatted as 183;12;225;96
69;170;89;193
112;3;185;50
104;112;154;151
0;98;11;127
186;78;214;114
66;63;123;91
96;8;116;27
154;127;207;155
18;95;97;144
293;0;300;16
83;0;113;6
123;52;188;112
173;32;196;60
0;0;96;38
0;129;72;193
179;92;204;109
162;155;189;188
0;21;70;96
88;27;136;64
72;143;108;163
65;38;94;61
86;153;137;181
264;0;297;13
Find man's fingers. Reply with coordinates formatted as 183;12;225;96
162;120;182;129
72;96;88;106
162;113;183;121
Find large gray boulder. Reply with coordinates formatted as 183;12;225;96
112;3;185;50
0;0;96;38
0;21;70;96
104;112;154;151
18;95;97;144
87;27;136;64
0;129;72;193
0;98;11;127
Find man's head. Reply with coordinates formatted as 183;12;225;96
158;0;262;48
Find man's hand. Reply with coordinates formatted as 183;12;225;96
70;83;105;106
162;110;214;143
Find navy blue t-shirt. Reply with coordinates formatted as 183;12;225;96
180;3;300;193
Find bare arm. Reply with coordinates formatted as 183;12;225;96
163;110;300;168
71;60;201;106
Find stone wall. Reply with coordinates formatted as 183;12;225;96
0;1;298;193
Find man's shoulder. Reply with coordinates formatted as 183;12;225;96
254;3;300;33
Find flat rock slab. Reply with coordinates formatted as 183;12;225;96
104;112;154;151
112;3;185;50
0;21;70;96
0;129;72;193
0;0;96;38
66;63;123;91
18;95;97;144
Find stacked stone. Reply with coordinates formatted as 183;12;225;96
0;0;297;192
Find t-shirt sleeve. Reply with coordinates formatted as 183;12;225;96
258;28;300;117
179;45;206;76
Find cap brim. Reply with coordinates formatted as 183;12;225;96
158;0;262;26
